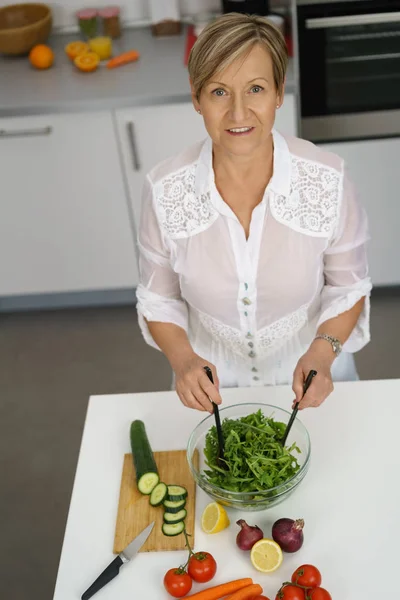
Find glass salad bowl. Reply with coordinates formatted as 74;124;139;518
187;403;311;511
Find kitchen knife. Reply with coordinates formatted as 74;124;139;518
81;521;155;600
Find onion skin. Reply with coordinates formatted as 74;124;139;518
236;519;264;551
272;518;304;553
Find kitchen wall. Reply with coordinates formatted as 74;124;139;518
0;0;289;30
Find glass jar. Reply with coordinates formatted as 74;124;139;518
99;6;121;39
76;9;98;39
89;36;113;60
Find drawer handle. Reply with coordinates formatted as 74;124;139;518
127;121;140;171
0;125;53;138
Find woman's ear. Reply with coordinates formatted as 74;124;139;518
277;78;286;108
189;78;200;113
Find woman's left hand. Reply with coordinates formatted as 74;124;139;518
292;340;335;409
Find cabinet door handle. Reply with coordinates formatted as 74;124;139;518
0;125;53;138
127;121;141;171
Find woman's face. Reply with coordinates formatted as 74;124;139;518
193;43;283;157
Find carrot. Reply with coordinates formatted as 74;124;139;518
224;588;269;600
226;595;269;600
226;596;269;600
106;49;140;69
227;584;264;600
182;578;253;599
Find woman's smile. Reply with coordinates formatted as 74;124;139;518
225;126;255;136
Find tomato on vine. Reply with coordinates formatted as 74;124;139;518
291;565;322;589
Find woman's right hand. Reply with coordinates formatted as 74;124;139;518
173;353;222;412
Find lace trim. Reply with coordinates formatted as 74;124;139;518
198;311;247;358
270;157;342;237
197;305;309;360
154;164;218;239
258;304;309;357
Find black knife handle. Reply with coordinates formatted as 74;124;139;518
81;555;124;600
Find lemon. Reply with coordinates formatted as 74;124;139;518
201;502;230;534
250;538;283;573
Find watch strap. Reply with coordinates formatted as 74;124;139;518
314;333;342;356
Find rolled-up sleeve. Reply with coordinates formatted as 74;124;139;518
136;175;188;350
317;168;372;352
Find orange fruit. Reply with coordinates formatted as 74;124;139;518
29;44;54;70
74;52;100;73
65;41;90;61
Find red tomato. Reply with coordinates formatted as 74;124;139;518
307;588;332;600
163;568;192;598
275;585;305;600
291;564;322;589
187;551;217;583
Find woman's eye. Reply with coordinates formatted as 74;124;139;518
212;89;226;97
250;85;263;93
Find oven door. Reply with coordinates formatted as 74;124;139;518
297;0;400;142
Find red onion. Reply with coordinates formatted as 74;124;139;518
272;518;304;553
236;519;264;551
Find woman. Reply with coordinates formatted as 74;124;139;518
136;13;371;413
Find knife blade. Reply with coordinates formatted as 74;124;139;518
81;521;155;600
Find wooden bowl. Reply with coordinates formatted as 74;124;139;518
0;4;52;56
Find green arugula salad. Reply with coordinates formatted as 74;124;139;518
203;409;301;493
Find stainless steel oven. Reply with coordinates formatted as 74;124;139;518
297;0;400;142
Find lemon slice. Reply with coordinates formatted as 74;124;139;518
201;502;230;534
250;538;283;573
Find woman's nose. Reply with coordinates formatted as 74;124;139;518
229;94;249;123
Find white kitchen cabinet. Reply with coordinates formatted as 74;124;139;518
319;137;400;286
115;95;297;231
0;112;137;296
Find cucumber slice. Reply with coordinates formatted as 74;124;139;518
163;498;186;513
130;420;159;495
138;472;159;495
163;509;187;524
162;521;185;537
150;482;167;507
167;485;188;502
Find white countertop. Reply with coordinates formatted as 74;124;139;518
52;380;400;600
0;26;296;118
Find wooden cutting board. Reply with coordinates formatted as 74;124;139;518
113;449;199;553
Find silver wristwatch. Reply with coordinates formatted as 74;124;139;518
314;334;342;357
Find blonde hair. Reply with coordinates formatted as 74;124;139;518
188;12;288;100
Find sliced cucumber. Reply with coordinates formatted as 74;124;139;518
164;508;187;524
162;521;185;537
167;485;188;502
138;472;159;495
130;420;159;495
150;482;168;507
163;498;186;513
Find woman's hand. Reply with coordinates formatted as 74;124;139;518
173;352;222;412
292;339;335;410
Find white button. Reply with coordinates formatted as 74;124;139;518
242;297;252;305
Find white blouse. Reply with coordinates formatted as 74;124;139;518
136;129;372;388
